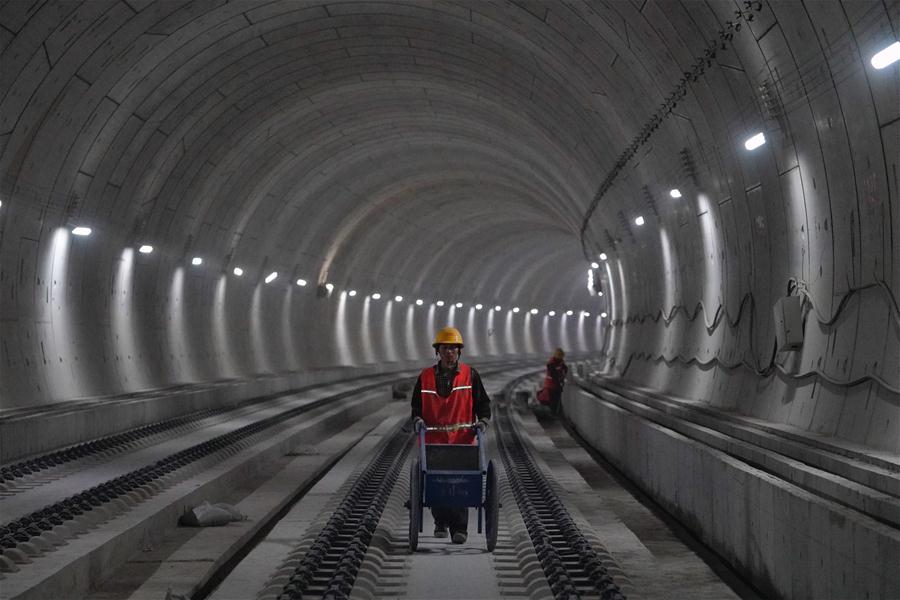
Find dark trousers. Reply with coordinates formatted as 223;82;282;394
550;389;563;415
432;507;468;533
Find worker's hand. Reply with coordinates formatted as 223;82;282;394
412;417;425;433
474;418;489;432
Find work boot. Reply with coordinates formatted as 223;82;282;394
451;531;467;544
433;524;448;538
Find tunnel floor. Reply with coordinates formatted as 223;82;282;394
3;367;762;600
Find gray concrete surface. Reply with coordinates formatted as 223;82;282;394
1;1;897;597
565;382;900;600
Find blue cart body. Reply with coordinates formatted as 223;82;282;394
408;424;499;552
419;428;487;509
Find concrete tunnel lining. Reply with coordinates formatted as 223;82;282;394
0;1;898;598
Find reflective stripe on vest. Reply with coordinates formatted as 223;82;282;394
419;363;475;445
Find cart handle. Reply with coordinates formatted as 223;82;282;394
421;422;478;432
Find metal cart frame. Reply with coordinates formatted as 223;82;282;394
408;424;499;552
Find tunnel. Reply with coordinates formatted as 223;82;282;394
0;1;898;599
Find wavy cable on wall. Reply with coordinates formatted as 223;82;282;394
598;278;900;394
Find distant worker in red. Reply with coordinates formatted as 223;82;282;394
543;347;568;415
410;326;491;544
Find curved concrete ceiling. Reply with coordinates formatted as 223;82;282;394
1;1;898;416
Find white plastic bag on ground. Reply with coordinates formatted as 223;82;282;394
178;501;245;527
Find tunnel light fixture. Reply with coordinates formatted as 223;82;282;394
416;298;423;306
494;305;501;311
475;303;483;310
529;308;538;314
590;261;599;269
454;302;462;308
325;283;334;292
264;272;278;284
233;267;244;277
583;311;591;317
436;300;445;307
744;132;766;150
669;188;682;198
548;310;556;316
599;252;608;261
601;312;608;318
871;41;900;69
566;310;574;316
395;295;403;302
296;278;307;286
191;257;203;266
348;289;357;297
512;307;520;313
72;226;92;236
598;291;604;296
634;216;645;226
138;245;153;254
371;292;381;300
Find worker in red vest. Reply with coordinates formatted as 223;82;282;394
411;326;491;544
545;347;568;415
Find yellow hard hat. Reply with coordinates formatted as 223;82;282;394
433;326;464;348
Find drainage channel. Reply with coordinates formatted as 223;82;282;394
495;401;627;600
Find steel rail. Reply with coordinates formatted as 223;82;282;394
495;401;626;600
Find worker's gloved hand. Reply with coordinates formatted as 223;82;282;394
412;417;425;433
474;418;489;432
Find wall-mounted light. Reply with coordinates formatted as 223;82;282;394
669;188;682;198
871;41;900;69
548;310;556;316
138;245;153;254
325;283;334;292
395;295;403;302
475;303;483;310
436;300;445;306
348;289;357;297
512;307;520;313
590;261;599;269
598;291;604;296
634;216;645;226
583;311;590;317
416;298;423;306
296;278;307;286
264;272;278;284
529;308;538;314
744;132;766;150
233;267;244;277
494;305;501;311
72;226;92;236
371;292;381;300
191;257;203;266
599;252;608;261
566;310;574;316
601;312;608;318
455;302;463;308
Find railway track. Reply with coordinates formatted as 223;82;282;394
222;370;631;600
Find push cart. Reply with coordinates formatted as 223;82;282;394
408;424;499;552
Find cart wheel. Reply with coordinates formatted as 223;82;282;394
485;459;499;552
409;458;421;552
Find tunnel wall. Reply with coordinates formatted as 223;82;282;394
0;199;599;408
592;0;900;454
565;385;900;600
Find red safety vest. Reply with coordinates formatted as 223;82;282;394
419;362;476;445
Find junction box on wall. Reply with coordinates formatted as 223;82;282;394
773;296;804;351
